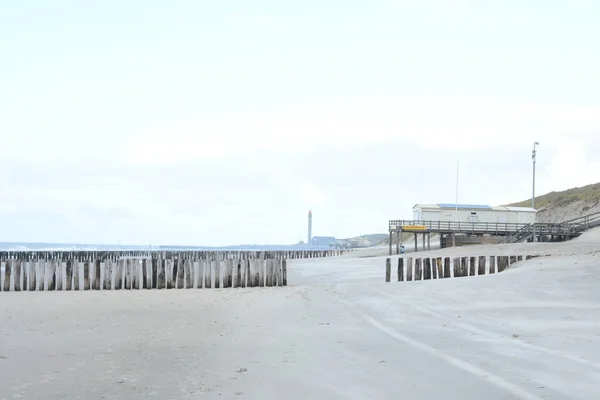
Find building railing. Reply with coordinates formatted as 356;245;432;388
389;220;579;236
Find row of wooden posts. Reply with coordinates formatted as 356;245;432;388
0;249;346;292
385;254;550;282
0;249;342;262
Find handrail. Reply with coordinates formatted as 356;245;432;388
389;219;581;235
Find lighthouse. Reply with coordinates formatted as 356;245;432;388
308;210;312;246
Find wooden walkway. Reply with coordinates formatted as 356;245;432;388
388;211;600;255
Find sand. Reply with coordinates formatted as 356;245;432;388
1;229;600;399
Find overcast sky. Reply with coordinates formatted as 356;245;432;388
1;0;599;246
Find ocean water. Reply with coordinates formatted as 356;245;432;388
0;242;330;252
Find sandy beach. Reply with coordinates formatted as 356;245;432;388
1;229;600;399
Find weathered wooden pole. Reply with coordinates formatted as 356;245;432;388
397;258;404;282
176;257;185;289
406;258;413;281
184;257;193;289
151;256;158;289
157;258;166;289
265;260;273;287
94;258;101;290
3;258;10;292
497;256;509;273
443;257;451;278
489;256;496;274
125;258;132;290
48;259;56;291
436;257;443;279
83;258;90;291
509;256;517;265
423;258;431;280
243;259;250;288
258;259;265;287
478;256;486;275
141;259;148;289
31;258;39;291
415;258;422;280
73;258;80;291
247;259;255;288
469;257;476;276
385;258;391;282
14;260;22;292
282;259;287;286
237;260;243;288
213;257;220;289
204;258;212;289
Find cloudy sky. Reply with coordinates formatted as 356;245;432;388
1;0;599;246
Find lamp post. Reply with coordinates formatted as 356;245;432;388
532;142;539;242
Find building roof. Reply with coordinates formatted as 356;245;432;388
413;204;536;212
412;204;441;210
504;206;537;212
437;203;492;210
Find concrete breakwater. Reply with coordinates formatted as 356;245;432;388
385;254;550;282
0;250;343;292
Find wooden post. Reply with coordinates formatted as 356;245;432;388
237;260;243;288
517;255;523;262
48;260;56;291
125;258;132;290
254;258;260;287
94;259;101;290
105;258;113;290
73;258;80;291
469;257;476;276
157;258;166;289
213;257;221;289
258;259;265;287
264;260;272;287
22;258;29;291
183;258;192;289
415;258;422;280
247;259;254;288
388;231;392;256
52;259;61;291
478;256;486;275
436;257;443;279
83;259;90;290
205;258;212;289
141;259;148;289
223;259;232;288
176;257;185;289
2;259;9;292
414;233;418;253
427;233;431;250
460;257;468;277
443;257;451;278
134;259;142;289
423;258;431;280
397;258;404;282
31;259;39;291
509;256;517;265
243;259;250;288
406;258;413;281
385;258;391;282
497;256;509;273
166;258;174;289
489;256;496;274
14;260;22;292
152;257;158;289
282;259;287;286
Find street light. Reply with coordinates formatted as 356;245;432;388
532;141;539;242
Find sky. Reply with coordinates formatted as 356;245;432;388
1;0;599;246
